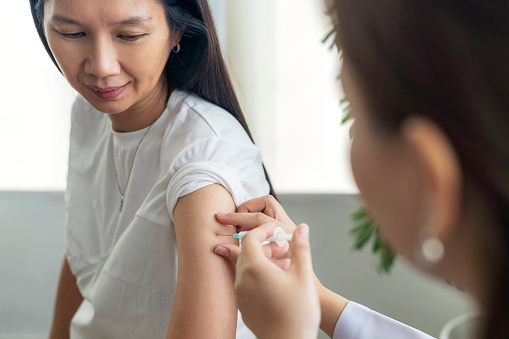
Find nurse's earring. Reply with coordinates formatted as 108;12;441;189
415;214;445;266
419;228;445;264
173;43;181;54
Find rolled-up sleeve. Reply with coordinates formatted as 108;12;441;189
166;137;269;223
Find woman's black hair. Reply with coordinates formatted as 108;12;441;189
328;0;509;337
29;0;276;197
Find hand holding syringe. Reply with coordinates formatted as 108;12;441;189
231;226;293;247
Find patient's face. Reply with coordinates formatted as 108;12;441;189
341;59;423;263
42;0;173;117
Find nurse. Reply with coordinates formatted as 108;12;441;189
214;0;509;338
30;0;273;338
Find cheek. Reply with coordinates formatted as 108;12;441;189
46;35;81;82
350;131;391;211
122;37;171;80
350;132;422;257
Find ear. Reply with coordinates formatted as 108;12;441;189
401;116;462;243
172;28;184;47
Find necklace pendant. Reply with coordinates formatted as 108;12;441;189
120;194;124;212
113;123;152;215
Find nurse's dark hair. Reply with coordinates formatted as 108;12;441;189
29;0;276;197
328;0;509;337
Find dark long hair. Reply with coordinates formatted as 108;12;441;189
29;0;276;197
328;0;509;337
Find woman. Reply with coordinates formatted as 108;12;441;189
214;0;509;338
30;0;273;338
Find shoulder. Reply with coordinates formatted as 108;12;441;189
168;92;253;144
161;92;259;171
181;94;245;134
161;93;270;213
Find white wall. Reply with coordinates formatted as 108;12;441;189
0;192;474;338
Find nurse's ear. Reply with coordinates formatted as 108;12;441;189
400;116;462;249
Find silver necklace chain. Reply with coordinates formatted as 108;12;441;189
112;124;152;212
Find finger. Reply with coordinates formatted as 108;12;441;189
214;240;289;263
235;223;279;284
214;244;241;263
215;212;296;236
236;196;296;230
215;212;276;229
236;195;276;213
239;222;278;261
236;195;283;217
289;224;314;277
273;258;291;271
264;241;290;259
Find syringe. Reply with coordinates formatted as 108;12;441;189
233;226;292;246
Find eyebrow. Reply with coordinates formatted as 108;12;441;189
51;15;80;25
114;16;153;26
50;15;153;26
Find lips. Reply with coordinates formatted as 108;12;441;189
88;83;128;100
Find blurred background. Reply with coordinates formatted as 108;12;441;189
1;1;473;338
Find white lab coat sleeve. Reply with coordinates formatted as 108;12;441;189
333;302;435;339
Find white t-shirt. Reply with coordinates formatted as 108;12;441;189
66;90;269;338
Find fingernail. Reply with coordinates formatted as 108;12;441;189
298;224;309;239
216;212;229;217
215;247;230;258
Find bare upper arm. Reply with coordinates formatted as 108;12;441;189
173;183;238;247
167;184;239;338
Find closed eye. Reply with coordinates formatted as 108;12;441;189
58;31;86;39
117;34;147;41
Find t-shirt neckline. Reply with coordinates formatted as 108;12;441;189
111;90;187;147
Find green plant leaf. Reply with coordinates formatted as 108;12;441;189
341;112;352;125
376;241;396;274
351;222;374;250
348;206;396;274
322;29;336;50
351;206;368;221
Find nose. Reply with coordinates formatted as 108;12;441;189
84;38;121;77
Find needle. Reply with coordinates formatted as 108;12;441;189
218;227;292;246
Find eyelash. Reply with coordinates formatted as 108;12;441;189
59;32;85;39
117;34;146;41
58;32;146;41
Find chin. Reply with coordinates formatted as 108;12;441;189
84;96;131;115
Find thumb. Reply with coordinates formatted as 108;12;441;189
289;224;313;276
214;244;241;264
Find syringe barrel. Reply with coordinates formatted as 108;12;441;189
275;233;293;241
